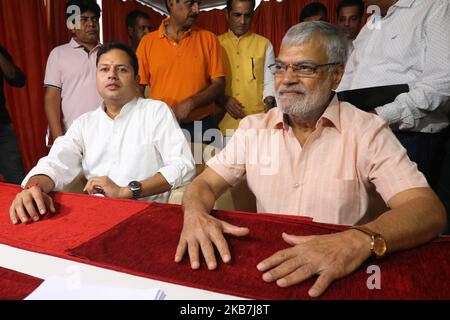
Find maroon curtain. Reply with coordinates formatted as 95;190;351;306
46;0;73;49
196;8;228;35
0;0;51;172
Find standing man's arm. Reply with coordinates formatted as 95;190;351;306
44;49;65;140
173;76;225;123
45;87;64;140
374;2;450;130
263;43;276;112
173;34;227;123
0;47;25;87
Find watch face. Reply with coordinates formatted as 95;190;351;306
129;181;140;190
373;236;387;257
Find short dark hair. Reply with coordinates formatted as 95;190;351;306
96;42;139;77
126;10;150;29
65;0;101;18
299;2;328;22
336;0;364;18
226;0;255;12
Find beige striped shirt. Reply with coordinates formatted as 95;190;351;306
207;97;428;225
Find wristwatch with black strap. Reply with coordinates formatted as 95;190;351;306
128;181;142;200
352;225;387;259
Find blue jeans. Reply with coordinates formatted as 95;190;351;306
0;124;25;184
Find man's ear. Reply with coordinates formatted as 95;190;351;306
331;64;345;90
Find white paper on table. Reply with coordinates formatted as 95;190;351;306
24;276;166;300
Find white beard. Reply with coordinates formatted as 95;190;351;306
276;76;334;124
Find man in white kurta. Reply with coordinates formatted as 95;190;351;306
9;42;195;225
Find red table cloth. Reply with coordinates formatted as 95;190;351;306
0;266;43;300
1;183;449;300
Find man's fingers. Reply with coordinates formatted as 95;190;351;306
187;239;201;270
221;221;249;237
276;264;315;288
14;202;30;224
22;195;40;222
210;230;232;264
9;204;19;224
44;195;56;213
174;239;187;263
282;233;316;246
260;256;304;283
199;238;218;270
309;272;335;298
30;187;47;215
257;248;293;273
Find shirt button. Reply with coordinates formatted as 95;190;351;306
237;52;240;55
236;93;240;96
294;183;300;189
236;65;240;69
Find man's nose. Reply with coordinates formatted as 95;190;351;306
239;15;245;25
108;69;118;79
281;66;299;84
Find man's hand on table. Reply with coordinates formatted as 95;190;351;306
84;176;130;199
257;230;372;298
9;186;56;224
174;211;249;270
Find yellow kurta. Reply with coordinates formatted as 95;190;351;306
218;31;271;134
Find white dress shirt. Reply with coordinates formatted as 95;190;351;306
338;0;450;133
23;98;195;203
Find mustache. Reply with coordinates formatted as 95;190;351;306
276;85;306;96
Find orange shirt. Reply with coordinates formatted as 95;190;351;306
136;18;226;122
207;97;429;225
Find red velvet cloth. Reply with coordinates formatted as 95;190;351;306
67;202;450;300
0;267;43;300
0;183;150;256
1;183;449;300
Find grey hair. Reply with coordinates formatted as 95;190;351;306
281;21;350;65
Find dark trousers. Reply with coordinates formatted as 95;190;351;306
180;116;223;149
0;124;25;185
395;129;450;235
394;130;446;189
436;130;450;235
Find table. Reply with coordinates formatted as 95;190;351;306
1;183;449;300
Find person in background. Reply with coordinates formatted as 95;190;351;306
299;2;329;22
136;0;225;145
336;0;364;42
217;0;275;138
337;0;450;193
44;0;103;143
126;10;151;52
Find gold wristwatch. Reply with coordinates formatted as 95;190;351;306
352;225;387;258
